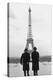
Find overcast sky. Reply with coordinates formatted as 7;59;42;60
9;3;52;57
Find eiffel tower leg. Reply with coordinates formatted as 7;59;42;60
32;41;34;49
26;41;29;49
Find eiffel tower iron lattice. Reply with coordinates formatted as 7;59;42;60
26;7;34;51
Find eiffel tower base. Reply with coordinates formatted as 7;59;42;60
26;38;34;62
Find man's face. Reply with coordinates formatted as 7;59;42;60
25;50;27;53
34;49;36;51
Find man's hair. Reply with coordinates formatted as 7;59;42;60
24;48;28;51
33;47;37;50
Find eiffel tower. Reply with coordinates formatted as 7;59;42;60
26;7;34;56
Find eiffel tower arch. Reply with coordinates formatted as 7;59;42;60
26;7;34;58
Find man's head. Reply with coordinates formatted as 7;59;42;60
24;48;28;53
33;47;37;51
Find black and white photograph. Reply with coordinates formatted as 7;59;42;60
7;3;52;77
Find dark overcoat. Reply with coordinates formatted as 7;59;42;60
32;51;39;70
20;52;30;71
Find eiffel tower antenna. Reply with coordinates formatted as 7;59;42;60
26;7;34;50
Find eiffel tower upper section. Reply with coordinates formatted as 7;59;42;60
27;7;33;39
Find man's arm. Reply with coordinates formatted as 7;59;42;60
31;52;33;60
29;54;30;62
38;52;39;61
20;54;23;64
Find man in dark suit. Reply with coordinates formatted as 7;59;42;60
20;48;30;76
32;47;39;76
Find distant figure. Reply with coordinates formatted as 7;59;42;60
20;49;30;76
32;47;39;76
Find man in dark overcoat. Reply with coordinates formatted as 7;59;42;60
20;48;30;76
32;47;39;75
